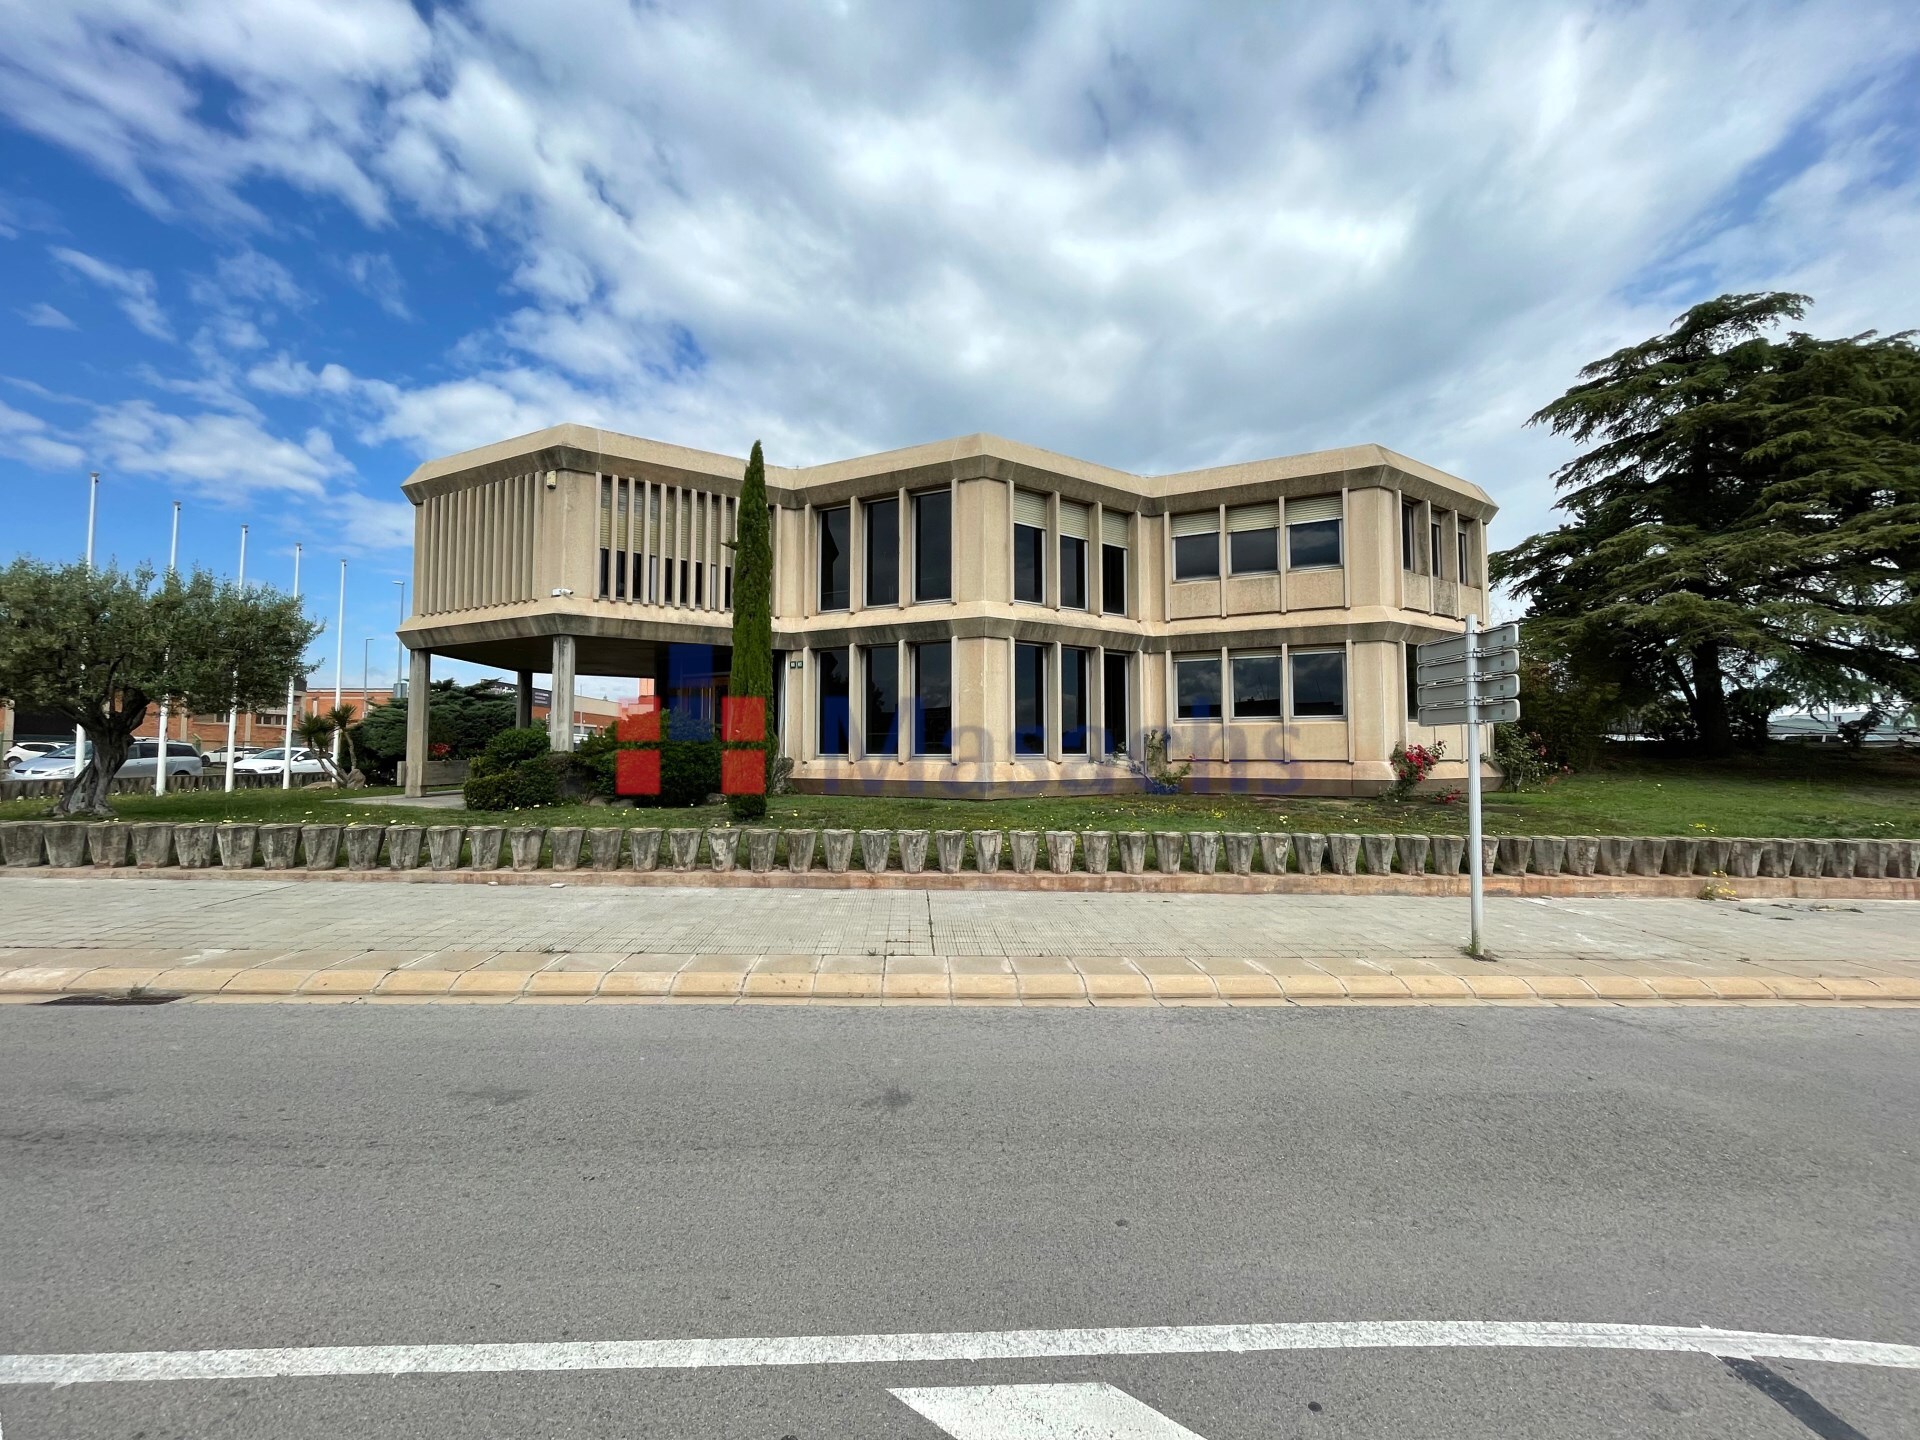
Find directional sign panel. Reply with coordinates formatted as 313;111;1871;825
1418;672;1521;708
1416;649;1520;684
1420;697;1520;727
1416;622;1519;667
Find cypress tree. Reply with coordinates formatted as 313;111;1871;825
727;440;774;819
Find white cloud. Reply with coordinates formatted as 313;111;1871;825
49;245;172;339
0;397;86;469
343;251;409;318
87;399;347;498
20;302;76;329
336;489;414;550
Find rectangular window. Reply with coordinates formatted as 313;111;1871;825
1290;647;1346;718
864;645;899;755
1230;652;1282;718
1059;502;1089;609
598;476;613;598
1286;495;1342;570
1175;655;1222;720
912;641;951;755
1402;501;1419;572
1171;511;1219;581
1013;641;1047;755
818;506;850;610
865;497;899;606
1227;501;1279;575
1061;646;1091;754
1101;510;1128;616
817;647;851;755
1458;525;1472;586
1013;489;1047;603
913;489;951;601
1406;642;1420;720
1102;651;1129;755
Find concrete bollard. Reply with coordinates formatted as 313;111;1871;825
1529;836;1566;876
1323;834;1359;876
744;828;779;873
859;829;891;873
1258;833;1290;874
668;828;703;871
466;825;505;871
1627;838;1666;877
44;824;89;868
586;827;625;870
130;822;173;868
1696;838;1731;876
1790;839;1828;878
1116;831;1148;875
1494;836;1529;876
1594;837;1632;875
548;827;586;871
386;824;425;870
258;823;301;870
0;821;46;867
1008;831;1040;874
1479;836;1500;877
507;828;545;871
216;824;258;869
1153;832;1184;874
972;831;1004;874
1290;833;1328;874
1395;834;1430;875
784;829;817;873
934;830;966;873
301;824;343;870
898;830;929;874
344;824;385;871
1662;838;1699;876
88;822;130;868
1189;832;1220;874
1563;837;1599;876
1853;839;1887;879
1223;833;1255;876
628;828;662;872
709;829;741;872
1429;835;1465;875
1757;838;1794;878
821;829;855;873
1044;831;1076;873
1082;831;1112;875
1826;839;1860;878
173;824;218;869
1360;834;1395;875
1891;839;1920;879
426;826;464;871
1722;839;1760;878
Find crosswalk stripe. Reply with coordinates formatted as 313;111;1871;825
893;1383;1206;1438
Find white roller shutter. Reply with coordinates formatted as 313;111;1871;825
597;478;612;545
1170;510;1218;538
1227;501;1278;532
1286;494;1342;525
1013;489;1049;529
1058;500;1090;539
1101;509;1129;545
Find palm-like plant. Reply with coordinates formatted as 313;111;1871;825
326;703;361;776
295;712;336;779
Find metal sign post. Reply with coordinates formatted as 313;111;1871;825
1418;618;1521;958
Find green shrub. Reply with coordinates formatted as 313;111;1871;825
471;725;551;778
463;754;563;810
657;711;721;807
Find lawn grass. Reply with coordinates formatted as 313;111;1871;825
5;744;1918;837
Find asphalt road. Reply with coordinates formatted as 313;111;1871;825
1;1003;1915;1437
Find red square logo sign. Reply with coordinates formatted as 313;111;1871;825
721;695;765;742
721;747;765;795
616;698;660;744
614;748;660;797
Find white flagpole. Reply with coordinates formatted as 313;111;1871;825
1465;612;1484;957
154;501;181;797
223;525;247;793
332;560;346;775
283;545;301;789
75;471;99;779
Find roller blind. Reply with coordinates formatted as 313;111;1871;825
1227;501;1279;533
1171;509;1218;538
1058;500;1090;539
1102;509;1129;545
598;479;612;545
1013;489;1049;529
1286;494;1342;526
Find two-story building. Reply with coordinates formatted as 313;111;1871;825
396;426;1496;797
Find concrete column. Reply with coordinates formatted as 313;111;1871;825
550;634;577;753
403;648;431;798
515;670;534;729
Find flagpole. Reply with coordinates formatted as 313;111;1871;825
153;501;181;797
283;545;301;789
332;560;346;775
223;525;247;793
74;471;99;779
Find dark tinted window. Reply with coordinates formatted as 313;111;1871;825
818;507;850;610
1102;651;1129;754
865;498;899;607
1288;518;1341;569
1230;654;1282;718
1014;642;1047;754
817;647;851;754
914;642;951;754
864;645;898;755
1059;535;1087;609
1013;523;1045;603
1402;503;1419;571
1291;648;1345;718
1173;532;1218;580
1229;528;1278;575
1101;543;1127;615
1406;643;1420;719
913;490;951;601
1061;647;1090;754
1175;657;1221;719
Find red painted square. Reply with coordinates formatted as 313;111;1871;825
721;747;765;794
721;695;765;742
615;748;660;796
616;698;661;744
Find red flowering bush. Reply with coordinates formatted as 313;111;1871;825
1387;739;1447;802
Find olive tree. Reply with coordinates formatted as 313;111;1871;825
0;558;319;816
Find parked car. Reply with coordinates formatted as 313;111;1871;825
4;740;65;770
231;747;332;777
200;744;263;768
7;741;203;782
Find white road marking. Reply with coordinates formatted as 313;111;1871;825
2;1321;1917;1388
893;1382;1206;1438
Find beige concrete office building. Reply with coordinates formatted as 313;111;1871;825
397;426;1497;798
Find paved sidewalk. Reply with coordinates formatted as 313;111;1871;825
1;875;1915;1005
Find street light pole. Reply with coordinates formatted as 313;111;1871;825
363;636;374;705
75;471;99;778
393;580;406;700
154;501;181;797
332;559;346;775
283;544;301;790
223;525;247;793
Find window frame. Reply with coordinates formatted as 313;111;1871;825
911;640;952;755
1013;641;1048;755
912;488;952;603
816;645;851;755
817;506;850;612
1172;527;1220;582
863;644;899;756
1173;654;1223;721
1061;645;1092;754
1228;651;1283;720
1228;526;1279;576
1100;540;1127;615
864;496;899;608
1013;521;1047;605
1289;646;1347;720
1286;516;1343;571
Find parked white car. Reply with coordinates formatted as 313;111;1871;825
231;747;332;777
5;740;65;770
7;741;202;781
200;745;263;768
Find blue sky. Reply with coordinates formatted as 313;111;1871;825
3;0;1917;697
